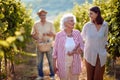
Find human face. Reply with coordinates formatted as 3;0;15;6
89;11;98;21
39;12;46;20
64;17;75;30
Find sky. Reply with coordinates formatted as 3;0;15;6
21;0;92;21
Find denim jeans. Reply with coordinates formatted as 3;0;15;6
36;48;54;77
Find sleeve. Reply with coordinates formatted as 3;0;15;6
51;23;56;34
104;23;108;45
78;31;84;51
31;24;37;35
52;33;59;59
31;24;39;40
81;24;87;41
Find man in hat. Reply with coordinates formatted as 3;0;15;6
31;9;55;80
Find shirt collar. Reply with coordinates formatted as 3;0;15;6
89;21;106;26
62;29;74;36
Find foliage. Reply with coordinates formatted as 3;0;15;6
106;0;120;59
53;2;92;32
0;0;33;79
53;14;62;32
72;2;92;31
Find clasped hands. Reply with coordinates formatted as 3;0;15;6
67;47;83;56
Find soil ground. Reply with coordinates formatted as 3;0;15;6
11;42;120;80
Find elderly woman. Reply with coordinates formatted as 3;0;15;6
52;13;84;80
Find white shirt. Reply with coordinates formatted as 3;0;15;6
81;21;108;67
65;36;75;53
65;36;75;67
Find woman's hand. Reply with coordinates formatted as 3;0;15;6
67;51;73;56
77;47;83;54
53;59;58;74
54;66;58;74
68;48;82;55
67;51;76;56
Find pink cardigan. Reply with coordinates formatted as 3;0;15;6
53;29;84;78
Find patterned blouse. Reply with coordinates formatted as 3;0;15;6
52;29;84;78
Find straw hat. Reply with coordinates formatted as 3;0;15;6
37;9;47;15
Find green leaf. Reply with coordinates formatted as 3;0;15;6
0;40;9;47
0;13;5;19
0;50;4;58
6;36;16;44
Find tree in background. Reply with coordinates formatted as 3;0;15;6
53;14;62;32
72;2;92;31
0;0;33;79
105;0;120;59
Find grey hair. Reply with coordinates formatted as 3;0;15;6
60;13;76;30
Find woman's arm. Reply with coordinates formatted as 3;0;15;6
52;33;59;73
53;58;58;73
104;23;108;49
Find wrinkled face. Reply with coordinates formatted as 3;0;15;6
39;12;47;20
64;17;75;30
89;11;98;21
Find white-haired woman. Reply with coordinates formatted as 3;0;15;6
52;13;84;80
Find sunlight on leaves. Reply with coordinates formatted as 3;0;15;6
20;27;25;33
104;74;115;80
0;13;4;19
25;52;36;57
0;40;9;47
17;35;24;42
12;43;18;52
6;36;16;44
15;31;21;36
0;50;4;58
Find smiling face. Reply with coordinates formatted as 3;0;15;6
89;11;98;22
64;17;75;30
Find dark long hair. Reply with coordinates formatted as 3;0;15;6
90;6;104;25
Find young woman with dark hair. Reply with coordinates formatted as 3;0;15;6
81;6;108;80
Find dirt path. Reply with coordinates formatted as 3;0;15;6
13;42;120;80
13;42;87;80
14;52;87;80
12;42;120;80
